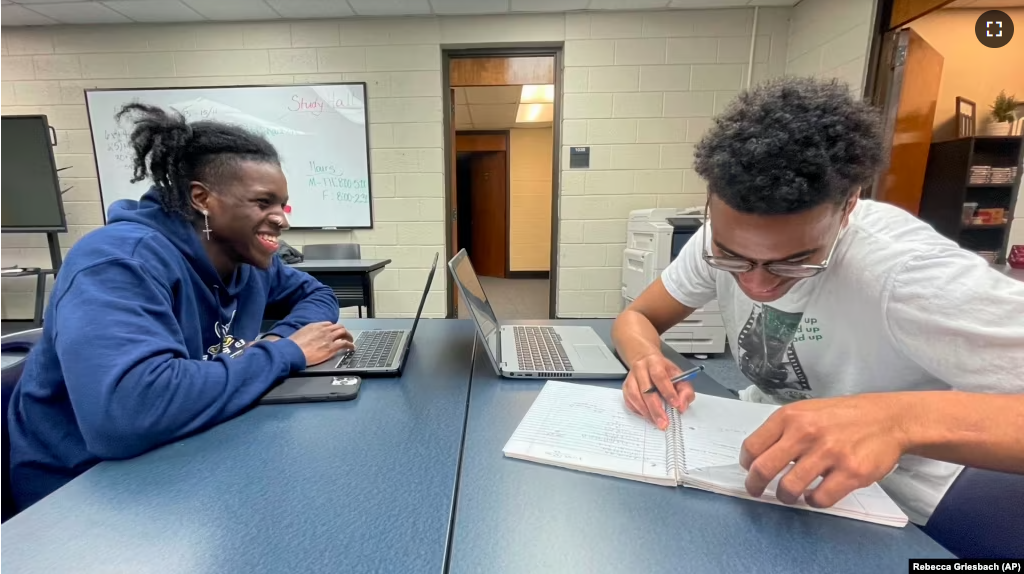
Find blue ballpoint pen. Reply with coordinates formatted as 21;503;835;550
642;364;704;394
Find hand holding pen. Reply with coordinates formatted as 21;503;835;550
622;354;703;430
643;365;704;393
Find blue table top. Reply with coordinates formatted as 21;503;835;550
448;319;952;574
1;319;476;574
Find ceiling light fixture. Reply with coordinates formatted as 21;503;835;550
520;84;554;104
516;103;553;123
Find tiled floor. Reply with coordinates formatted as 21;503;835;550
457;277;549;321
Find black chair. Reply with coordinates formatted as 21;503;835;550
920;467;1024;558
2;328;44;523
302;243;365;318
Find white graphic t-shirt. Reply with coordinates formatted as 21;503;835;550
662;199;1024;525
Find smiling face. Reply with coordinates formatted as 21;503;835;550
191;160;289;272
708;193;853;303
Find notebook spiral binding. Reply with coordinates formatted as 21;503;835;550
666;408;685;484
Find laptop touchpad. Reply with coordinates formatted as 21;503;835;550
574;344;609;364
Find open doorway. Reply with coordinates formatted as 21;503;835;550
867;2;1024;264
443;51;560;319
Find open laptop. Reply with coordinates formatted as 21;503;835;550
448;249;626;379
301;252;438;377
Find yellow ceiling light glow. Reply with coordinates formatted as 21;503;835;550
515;103;554;123
520;84;554;104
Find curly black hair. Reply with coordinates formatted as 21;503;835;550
693;76;883;215
115;103;280;218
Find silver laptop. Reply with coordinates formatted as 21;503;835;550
448;249;626;379
301;252;438;377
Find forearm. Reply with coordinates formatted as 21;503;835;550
611;310;668;368
896;391;1024;474
265;285;340;338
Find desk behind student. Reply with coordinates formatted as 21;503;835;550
447;319;952;574
287;258;390;318
0;319;476;574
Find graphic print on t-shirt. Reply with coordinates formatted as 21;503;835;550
203;311;246;360
736;304;812;402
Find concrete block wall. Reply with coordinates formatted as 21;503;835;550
557;8;790;318
785;0;875;97
1;9;792;319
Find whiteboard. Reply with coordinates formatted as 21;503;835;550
85;83;373;229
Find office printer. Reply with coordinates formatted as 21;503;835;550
621;208;727;355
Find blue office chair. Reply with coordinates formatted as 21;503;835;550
921;467;1024;558
2;328;44;523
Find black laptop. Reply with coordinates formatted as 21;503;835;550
299;252;437;377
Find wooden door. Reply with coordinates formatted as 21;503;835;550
469;151;507;278
873;28;943;215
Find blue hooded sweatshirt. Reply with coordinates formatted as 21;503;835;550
7;189;339;510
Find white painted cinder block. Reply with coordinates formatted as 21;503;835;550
610;144;661;170
395;173;444;197
690;64;743;91
344;72;391;97
175;50;270;77
614;39;666;66
560;244;608;268
565;40;615;67
584;170;635;195
565;13;591;39
638;65;690;92
588;66;639;93
658;143;695;169
583;220;628;244
663;91;715;117
33;55;82;80
242;23;292;49
291;22;341;48
636;169;683;194
562;120;588;146
666;37;718;64
440;14;564;44
6;30;55;55
563;68;589;93
564;93;613;119
586;119;638;145
368;97;443;124
365;45;439;72
640;12;696;38
317;47;367;73
392;123;443;149
589;12;643;39
270;48;318;74
2;56;37;81
612;92;663;118
12;81;61;105
194;25;246;51
636;118;685;143
390;71;441;97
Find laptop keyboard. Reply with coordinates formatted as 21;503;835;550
514;326;573;372
336;330;402;369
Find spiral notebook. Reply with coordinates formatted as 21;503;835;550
503;381;908;527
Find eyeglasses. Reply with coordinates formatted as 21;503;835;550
700;202;845;278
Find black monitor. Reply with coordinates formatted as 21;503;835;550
1;115;68;233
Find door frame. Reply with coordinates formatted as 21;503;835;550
441;46;563;319
454;130;511;278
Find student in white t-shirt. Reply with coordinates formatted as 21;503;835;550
611;76;1024;527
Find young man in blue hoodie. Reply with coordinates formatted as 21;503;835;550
7;103;355;510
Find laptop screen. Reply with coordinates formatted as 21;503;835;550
406;252;439;344
449;250;500;363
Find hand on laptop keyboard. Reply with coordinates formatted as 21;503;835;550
288;322;355;367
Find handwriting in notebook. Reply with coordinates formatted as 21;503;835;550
505;382;671;480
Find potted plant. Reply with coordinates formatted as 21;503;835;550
986;90;1017;135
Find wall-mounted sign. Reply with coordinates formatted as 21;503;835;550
569;146;590;169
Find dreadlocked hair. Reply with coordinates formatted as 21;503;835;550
115;103;280;218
